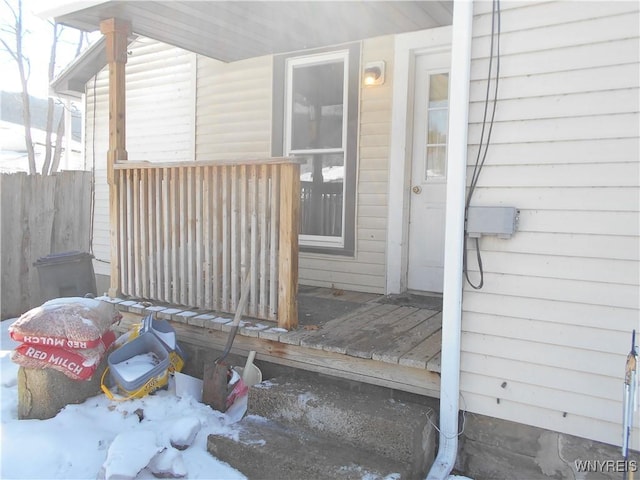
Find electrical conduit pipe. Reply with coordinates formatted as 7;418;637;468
426;1;474;479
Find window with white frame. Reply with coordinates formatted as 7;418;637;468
273;44;359;255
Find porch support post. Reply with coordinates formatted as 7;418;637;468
100;18;130;298
278;163;300;330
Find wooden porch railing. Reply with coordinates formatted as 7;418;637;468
110;158;300;329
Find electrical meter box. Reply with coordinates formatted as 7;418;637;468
466;206;519;239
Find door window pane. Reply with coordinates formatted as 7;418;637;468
428;73;449;107
291;61;344;150
426;146;446;178
425;73;449;179
427;109;448;144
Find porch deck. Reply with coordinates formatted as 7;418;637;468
106;287;443;398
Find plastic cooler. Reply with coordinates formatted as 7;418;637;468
107;332;170;398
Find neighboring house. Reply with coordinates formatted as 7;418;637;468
47;1;639;477
0;91;84;172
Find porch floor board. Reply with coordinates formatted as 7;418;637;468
102;286;443;398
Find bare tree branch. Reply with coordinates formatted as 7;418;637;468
0;37;19;61
2;0;36;173
50;115;65;174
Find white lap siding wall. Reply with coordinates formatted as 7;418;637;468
460;1;639;448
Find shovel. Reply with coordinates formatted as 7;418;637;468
240;350;262;387
202;268;252;412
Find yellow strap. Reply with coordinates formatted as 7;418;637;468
100;366;148;402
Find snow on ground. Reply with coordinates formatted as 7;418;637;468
0;318;245;480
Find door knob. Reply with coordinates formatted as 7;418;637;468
412;185;422;194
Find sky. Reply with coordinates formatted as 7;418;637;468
0;0;99;98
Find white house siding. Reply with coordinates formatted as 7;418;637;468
195;55;272;160
460;1;639;448
87;37;195;277
299;36;394;294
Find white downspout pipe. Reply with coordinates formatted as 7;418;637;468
426;1;474;479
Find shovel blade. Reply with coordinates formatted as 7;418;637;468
202;362;230;413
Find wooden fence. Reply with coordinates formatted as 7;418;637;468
111;158;300;329
1;171;92;318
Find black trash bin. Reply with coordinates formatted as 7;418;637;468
34;251;97;303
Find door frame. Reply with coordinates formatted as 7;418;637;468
386;25;452;294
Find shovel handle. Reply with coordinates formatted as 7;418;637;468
217;267;252;363
246;350;256;366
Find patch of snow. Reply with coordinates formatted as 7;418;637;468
297;391;317;407
212;316;231;324
112;352;160;382
43;297;102;308
102;429;162;480
152;329;176;349
253;379;277;389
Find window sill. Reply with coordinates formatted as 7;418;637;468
300;244;355;257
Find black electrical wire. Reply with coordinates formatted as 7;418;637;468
463;0;501;290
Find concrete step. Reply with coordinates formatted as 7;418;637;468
248;374;438;478
207;415;410;480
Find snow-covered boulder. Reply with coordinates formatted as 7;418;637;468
168;416;201;450
147;447;187;478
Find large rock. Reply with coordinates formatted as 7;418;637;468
17;354;109;420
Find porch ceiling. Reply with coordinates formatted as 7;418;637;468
51;1;453;63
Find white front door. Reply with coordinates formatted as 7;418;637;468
407;52;451;293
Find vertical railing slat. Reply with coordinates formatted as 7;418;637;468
240;165;249;311
126;169;134;295
133;168;141;297
212;166;221;310
249;165;258;317
259;165;268;318
140;168;149;299
148;169;156;299
187;167;195;306
269;165;279;320
203;166;212;309
154;169;163;300
195;166;203;306
118;170;127;295
230;166;239;310
170;167;178;304
162;168;170;301
222;166;230;312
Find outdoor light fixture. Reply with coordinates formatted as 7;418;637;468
363;61;385;86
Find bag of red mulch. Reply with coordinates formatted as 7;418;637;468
9;297;121;349
11;330;117;380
